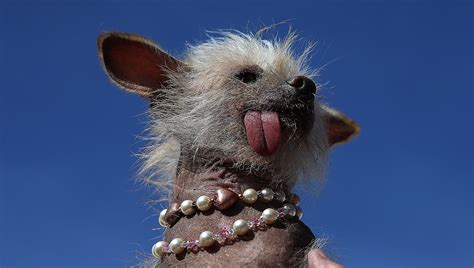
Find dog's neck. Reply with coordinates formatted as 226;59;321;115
171;154;288;203
161;152;311;266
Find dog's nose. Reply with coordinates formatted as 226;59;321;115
286;76;317;95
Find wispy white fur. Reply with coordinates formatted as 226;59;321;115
138;31;328;196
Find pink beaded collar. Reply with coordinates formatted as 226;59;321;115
151;187;303;257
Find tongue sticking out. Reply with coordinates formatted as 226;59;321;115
244;111;282;156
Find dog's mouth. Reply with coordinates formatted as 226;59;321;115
244;111;282;156
243;104;315;157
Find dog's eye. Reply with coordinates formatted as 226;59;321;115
235;69;259;84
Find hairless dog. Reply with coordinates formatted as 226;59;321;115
97;30;358;267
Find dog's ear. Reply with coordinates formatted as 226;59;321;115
322;106;360;147
97;32;183;99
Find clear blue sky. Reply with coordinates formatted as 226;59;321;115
1;1;472;267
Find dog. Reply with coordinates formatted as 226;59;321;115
97;29;359;267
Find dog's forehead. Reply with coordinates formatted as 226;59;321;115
185;33;304;77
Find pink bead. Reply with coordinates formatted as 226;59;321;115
215;234;225;245
277;208;287;218
186;240;200;253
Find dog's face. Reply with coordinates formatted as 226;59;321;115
98;32;359;189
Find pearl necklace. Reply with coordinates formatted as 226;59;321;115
158;187;301;228
152;201;302;257
152;187;303;258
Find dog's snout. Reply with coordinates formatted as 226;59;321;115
286;76;317;95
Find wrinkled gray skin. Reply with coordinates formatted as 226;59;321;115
161;158;315;267
97;30;358;268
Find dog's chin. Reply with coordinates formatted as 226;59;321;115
236;123;313;174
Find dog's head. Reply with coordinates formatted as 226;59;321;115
98;31;359;190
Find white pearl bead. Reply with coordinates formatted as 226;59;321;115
199;231;215;247
262;208;279;224
233;219;250;236
282;203;297;218
274;190;286;203
180;200;195;215
151;241;168;257
159;209;170;227
260;188;274;203
290;194;300;206
169;238;185;254
296;206;303;219
196;195;212;211
242;188;258;204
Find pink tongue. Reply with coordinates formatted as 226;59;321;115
244;111;281;156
